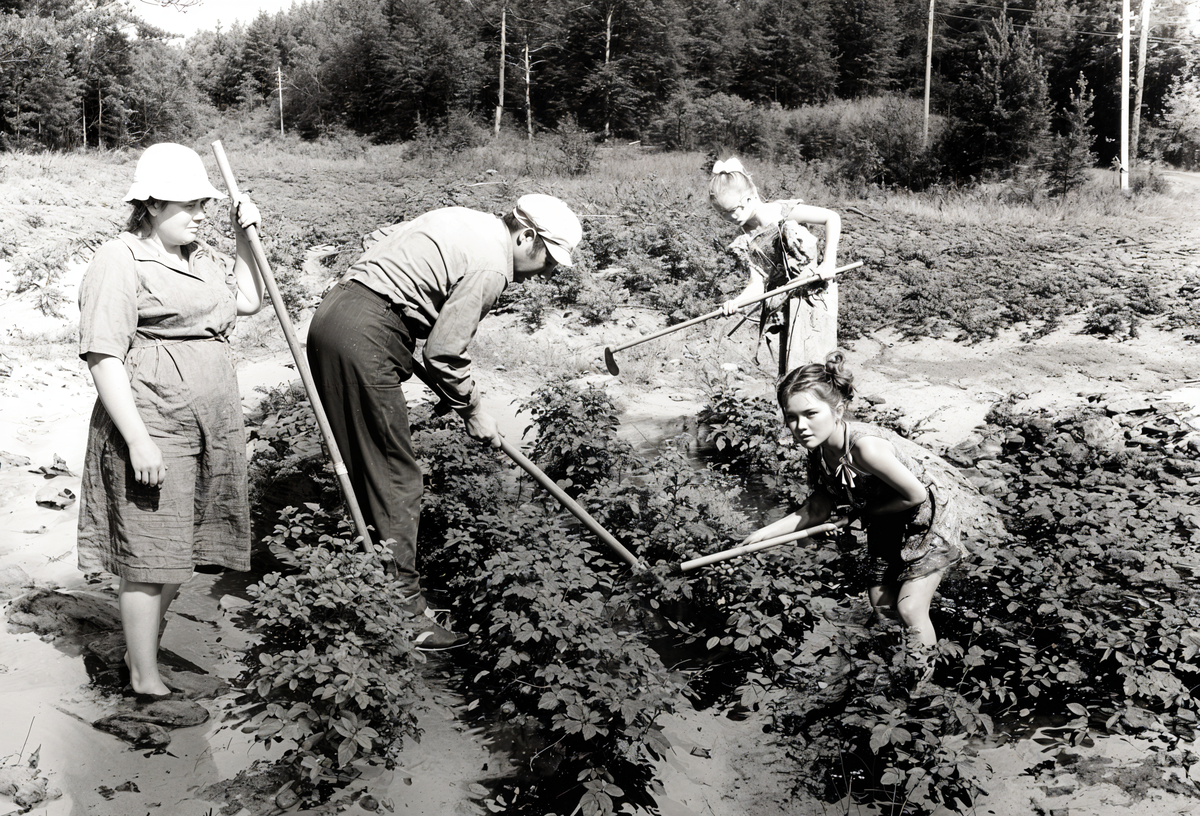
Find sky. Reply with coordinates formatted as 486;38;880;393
128;0;297;38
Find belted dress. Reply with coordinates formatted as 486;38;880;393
76;232;250;584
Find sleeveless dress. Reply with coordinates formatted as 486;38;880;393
76;233;251;584
809;422;961;584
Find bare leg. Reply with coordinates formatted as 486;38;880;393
895;571;945;648
120;579;180;695
868;584;898;623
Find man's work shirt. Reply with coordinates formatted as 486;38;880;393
347;207;513;415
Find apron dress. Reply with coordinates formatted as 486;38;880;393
77;233;250;584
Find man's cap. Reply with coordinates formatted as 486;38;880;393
124;143;226;203
512;194;582;267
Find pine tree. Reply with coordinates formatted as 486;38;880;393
0;15;82;149
941;11;1050;179
1048;74;1096;195
736;0;837;106
833;0;901;98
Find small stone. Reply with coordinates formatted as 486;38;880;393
1106;396;1152;415
123;699;210;728
359;793;380;811
34;481;76;509
93;716;172;748
1080;417;1124;456
218;594;251;613
0;564;33;602
275;786;300;809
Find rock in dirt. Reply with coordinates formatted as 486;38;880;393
6;588;121;638
0;451;33;468
0;564;33;602
93;716;172;748
1080;416;1125;457
34;480;76;509
28;454;74;478
0;765;63;809
122;698;210;728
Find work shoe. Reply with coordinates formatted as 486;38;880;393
410;614;466;652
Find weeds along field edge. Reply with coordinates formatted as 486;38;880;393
3;140;1197;353
237;374;1200;814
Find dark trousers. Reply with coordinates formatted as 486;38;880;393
306;281;425;609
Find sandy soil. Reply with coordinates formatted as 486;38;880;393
3;193;1200;815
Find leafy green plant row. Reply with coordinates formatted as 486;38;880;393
683;387;1200;813
235;375;1200;814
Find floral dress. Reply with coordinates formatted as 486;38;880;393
77;233;250;584
726;200;832;377
809;422;962;585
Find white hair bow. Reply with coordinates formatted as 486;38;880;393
712;157;746;175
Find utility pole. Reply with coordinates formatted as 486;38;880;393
277;66;285;137
1120;0;1130;190
923;0;935;148
494;4;506;137
1132;0;1151;161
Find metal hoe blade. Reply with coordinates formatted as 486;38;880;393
603;346;620;376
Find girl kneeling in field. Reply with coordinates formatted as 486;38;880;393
739;353;961;648
77;143;265;699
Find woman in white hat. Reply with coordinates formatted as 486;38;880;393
76;143;266;699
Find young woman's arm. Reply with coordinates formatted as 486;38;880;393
851;436;927;517
722;267;766;315
86;353;165;487
721;233;767;315
739;490;837;545
785;203;841;280
230;195;266;315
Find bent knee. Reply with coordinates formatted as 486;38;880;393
895;595;931;625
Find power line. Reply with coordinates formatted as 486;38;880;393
934;10;1200;46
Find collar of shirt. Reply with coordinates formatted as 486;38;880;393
119;232;212;281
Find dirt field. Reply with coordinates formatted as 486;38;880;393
1;161;1198;815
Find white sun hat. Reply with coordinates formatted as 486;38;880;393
512;194;582;267
123;143;227;203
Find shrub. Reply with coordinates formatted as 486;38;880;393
553;114;597;176
238;505;424;802
521;377;635;494
649;90;760;154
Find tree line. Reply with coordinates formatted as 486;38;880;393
1;0;1197;182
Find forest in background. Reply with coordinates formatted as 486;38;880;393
1;0;1198;185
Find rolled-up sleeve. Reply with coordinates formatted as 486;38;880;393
422;268;509;414
78;242;139;361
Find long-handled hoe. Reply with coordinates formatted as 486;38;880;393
602;261;863;376
678;517;850;572
407;360;646;573
211;141;646;574
211;141;373;548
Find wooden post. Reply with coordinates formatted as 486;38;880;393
923;0;936;149
1120;0;1130;190
1132;0;1152;161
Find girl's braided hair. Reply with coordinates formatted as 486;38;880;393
777;351;855;409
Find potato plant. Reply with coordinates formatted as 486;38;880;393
238;364;1200;814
